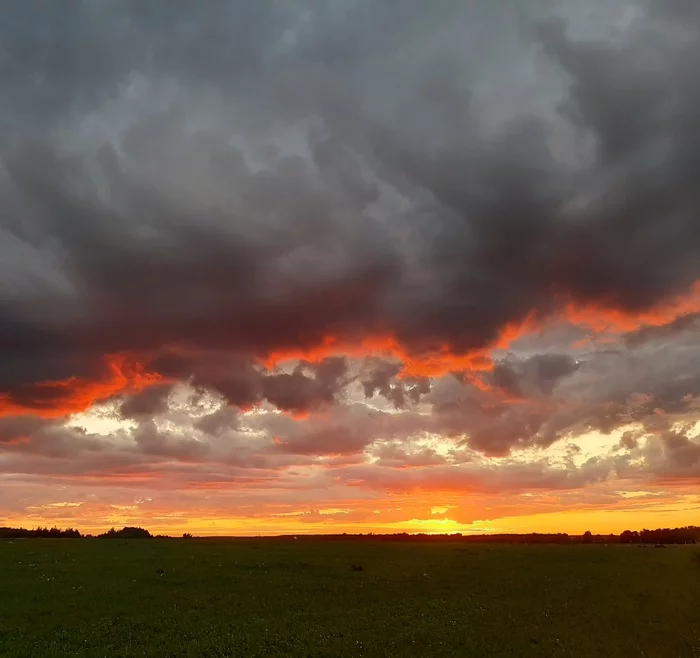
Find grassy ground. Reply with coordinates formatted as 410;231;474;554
0;539;698;657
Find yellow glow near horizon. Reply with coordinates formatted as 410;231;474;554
5;494;698;537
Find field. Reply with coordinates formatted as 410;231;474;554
0;539;698;657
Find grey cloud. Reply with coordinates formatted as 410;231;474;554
194;407;240;437
2;0;700;446
132;419;209;462
660;429;700;470
360;357;431;408
558;343;700;423
371;441;446;468
257;402;426;456
119;383;174;419
337;457;612;495
421;337;700;456
0;408;293;480
425;377;561;456
0;415;52;445
0;416;111;458
267;404;383;456
492;353;579;397
614;425;700;481
262;357;350;413
145;354;350;414
618;430;640;450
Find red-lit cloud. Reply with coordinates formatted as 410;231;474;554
0;356;163;418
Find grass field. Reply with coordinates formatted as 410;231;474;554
0;539;698;657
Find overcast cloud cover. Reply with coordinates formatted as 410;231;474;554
1;0;700;534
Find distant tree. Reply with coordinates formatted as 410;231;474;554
619;530;639;544
97;527;152;539
183;533;193;539
582;530;593;544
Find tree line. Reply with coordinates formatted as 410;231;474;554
281;528;698;544
616;527;699;545
0;526;82;539
0;525;697;543
0;526;153;539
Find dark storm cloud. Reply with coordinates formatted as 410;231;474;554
3;0;700;423
262;357;350;413
0;0;293;129
0;415;50;445
491;353;579;397
368;11;700;353
360;358;431;408
0;415;107;457
127;354;349;415
119;383;174;419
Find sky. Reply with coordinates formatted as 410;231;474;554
1;0;700;536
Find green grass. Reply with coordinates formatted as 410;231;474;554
0;540;698;657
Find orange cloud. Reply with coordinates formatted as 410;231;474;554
564;282;700;334
0;436;30;446
285;410;312;421
262;283;700;379
263;313;540;379
2;283;698;423
284;335;494;375
0;354;163;418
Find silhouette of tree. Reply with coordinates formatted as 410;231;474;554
619;530;639;544
97;527;152;539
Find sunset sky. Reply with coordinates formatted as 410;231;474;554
1;0;699;536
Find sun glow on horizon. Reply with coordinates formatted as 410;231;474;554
4;484;698;538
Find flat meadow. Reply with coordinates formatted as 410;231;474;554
0;539;698;657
